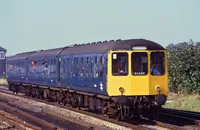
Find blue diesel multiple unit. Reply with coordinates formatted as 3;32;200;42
6;39;167;120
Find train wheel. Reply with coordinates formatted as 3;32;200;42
114;104;121;121
57;91;62;104
71;93;78;108
100;100;108;117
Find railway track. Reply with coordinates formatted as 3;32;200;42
0;110;41;130
0;102;64;130
158;108;200;129
0;86;141;130
0;85;199;130
161;108;200;121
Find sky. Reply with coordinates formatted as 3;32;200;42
0;0;200;56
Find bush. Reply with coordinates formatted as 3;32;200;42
166;40;200;94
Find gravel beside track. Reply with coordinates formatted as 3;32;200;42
0;108;42;130
0;89;139;130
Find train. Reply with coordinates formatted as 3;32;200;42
7;39;168;120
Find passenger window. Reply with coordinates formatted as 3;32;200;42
94;56;98;78
52;59;55;75
63;60;66;75
132;52;148;75
65;58;68;77
99;56;104;78
69;57;73;77
53;59;56;75
85;57;89;77
17;62;20;75
67;58;71;77
68;57;72;77
104;56;107;77
80;57;84;77
88;57;92;78
36;60;39;74
112;53;128;76
32;60;37;71
73;57;78;76
39;60;42;73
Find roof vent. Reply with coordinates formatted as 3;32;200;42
103;40;107;43
116;39;121;41
36;49;43;52
68;45;74;47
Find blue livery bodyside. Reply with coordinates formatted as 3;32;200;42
27;57;58;86
7;51;36;83
7;60;27;83
60;53;108;95
25;47;64;86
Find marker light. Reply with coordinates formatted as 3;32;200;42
132;46;147;50
155;86;161;92
119;87;124;95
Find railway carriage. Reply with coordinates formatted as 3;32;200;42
7;51;35;84
7;39;168;120
26;48;64;86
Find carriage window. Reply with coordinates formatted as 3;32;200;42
93;56;98;78
69;57;73;77
150;52;165;75
63;59;66;75
99;56;104;78
89;57;93;78
53;60;55;75
66;58;69;77
80;57;84;77
132;52;148;75
85;57;89;77
73;57;78;76
112;53;128;76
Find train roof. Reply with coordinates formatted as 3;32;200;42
7;51;37;61
60;39;165;55
28;47;65;59
7;39;165;60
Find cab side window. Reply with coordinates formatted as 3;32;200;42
112;53;128;76
150;52;165;75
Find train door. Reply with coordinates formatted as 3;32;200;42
131;51;150;95
149;51;168;95
107;51;131;96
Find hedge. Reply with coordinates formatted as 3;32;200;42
166;40;200;94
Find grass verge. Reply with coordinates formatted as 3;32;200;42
0;78;8;85
164;92;200;112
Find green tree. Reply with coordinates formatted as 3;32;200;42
166;40;200;94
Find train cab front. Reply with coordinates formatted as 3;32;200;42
107;46;168;107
